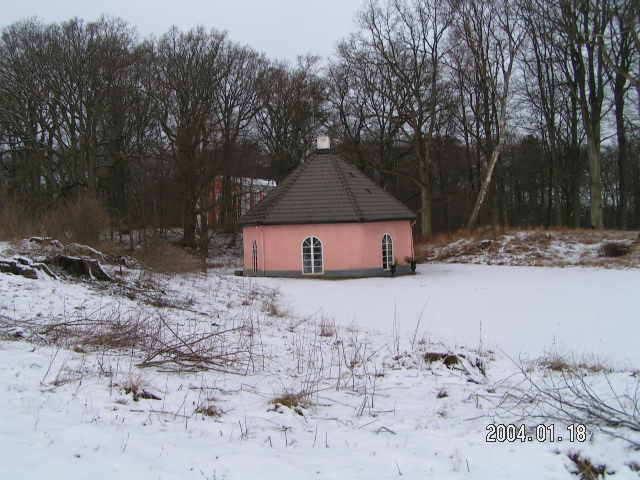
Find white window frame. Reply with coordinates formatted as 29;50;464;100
382;233;393;270
301;236;324;275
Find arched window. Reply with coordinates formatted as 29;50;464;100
251;240;258;273
302;236;323;274
382;234;393;270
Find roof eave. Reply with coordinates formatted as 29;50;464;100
239;215;416;227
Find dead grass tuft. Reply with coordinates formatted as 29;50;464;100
424;352;461;368
319;318;336;337
567;452;610;479
540;354;612;374
195;404;222;417
122;375;161;401
270;391;311;409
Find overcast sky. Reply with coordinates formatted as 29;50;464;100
3;0;365;61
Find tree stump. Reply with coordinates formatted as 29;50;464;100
51;255;113;281
0;257;57;280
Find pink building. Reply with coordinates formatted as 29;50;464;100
239;146;416;278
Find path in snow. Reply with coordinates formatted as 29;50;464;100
254;264;640;367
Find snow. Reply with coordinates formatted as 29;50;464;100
255;264;640;367
1;240;639;479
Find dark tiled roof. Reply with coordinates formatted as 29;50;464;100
239;152;416;226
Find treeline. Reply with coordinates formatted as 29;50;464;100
0;18;325;250
328;0;639;235
0;0;638;247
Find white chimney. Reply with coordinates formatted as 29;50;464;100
316;135;330;151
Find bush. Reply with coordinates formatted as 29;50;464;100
0;192;110;244
0;194;38;240
42;193;110;244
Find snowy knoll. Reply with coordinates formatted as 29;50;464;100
1;240;639;479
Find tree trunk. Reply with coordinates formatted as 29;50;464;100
587;137;604;229
551;151;562;226
200;188;209;263
416;135;432;237
467;148;501;230
183;186;196;247
613;78;628;228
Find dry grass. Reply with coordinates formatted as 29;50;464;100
424;352;461;368
0;196;39;240
122;374;161;401
539;354;612;374
42;194;110;244
0;193;109;244
567;452;610;480
319;318;337;337
416;227;640;268
270;391;311;409
195;404;222;417
130;239;203;274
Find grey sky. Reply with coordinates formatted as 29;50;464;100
3;0;365;61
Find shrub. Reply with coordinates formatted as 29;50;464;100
0;194;38;240
41;193;110;244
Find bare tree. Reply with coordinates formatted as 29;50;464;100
604;0;638;227
214;42;265;233
357;0;452;236
451;0;525;229
328;37;404;189
552;0;612;229
153;26;225;247
254;55;326;182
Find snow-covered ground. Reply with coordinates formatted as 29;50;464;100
256;264;640;367
1;241;639;479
